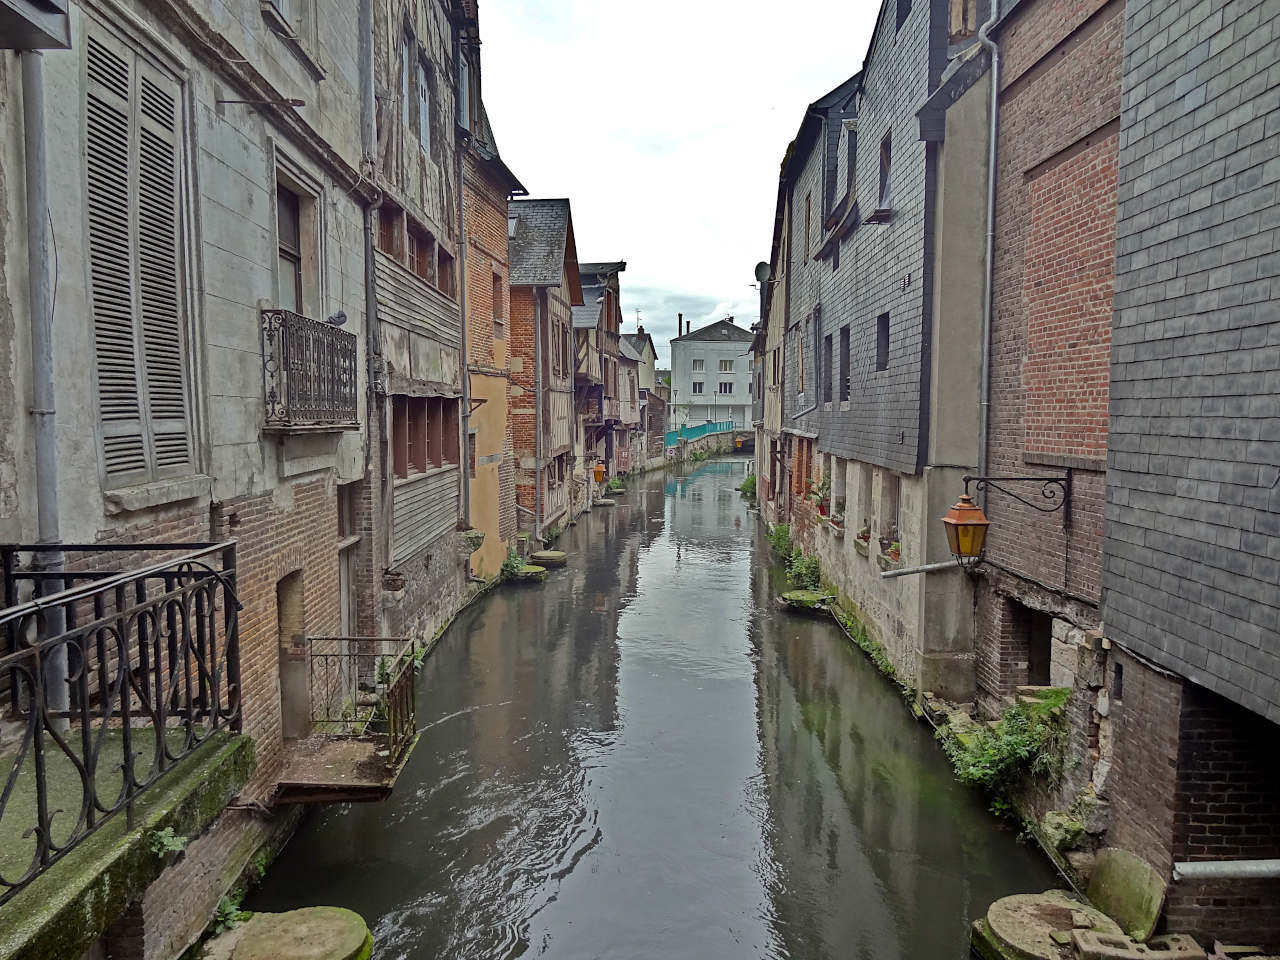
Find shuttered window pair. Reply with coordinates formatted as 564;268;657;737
85;32;192;487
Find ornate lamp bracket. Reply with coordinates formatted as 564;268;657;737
962;471;1073;528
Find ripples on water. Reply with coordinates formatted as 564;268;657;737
248;458;1057;959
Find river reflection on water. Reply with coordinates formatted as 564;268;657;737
249;457;1056;959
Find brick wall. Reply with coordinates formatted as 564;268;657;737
1104;0;1280;726
1165;685;1280;947
975;0;1122;703
509;285;538;523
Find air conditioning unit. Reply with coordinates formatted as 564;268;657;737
0;0;70;49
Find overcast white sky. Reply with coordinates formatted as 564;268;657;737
479;1;881;367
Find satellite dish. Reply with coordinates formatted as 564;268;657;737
754;261;772;284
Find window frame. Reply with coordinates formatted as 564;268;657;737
876;312;890;371
276;185;303;313
878;131;893;209
718;381;734;395
692;381;705;395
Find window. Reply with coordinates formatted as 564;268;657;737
880;471;900;542
276;186;303;313
407;222;434;282
417;60;431;152
797;316;809;393
437;246;456;299
876;312;890;370
719;358;734;372
378;204;403;259
492;272;505;340
692;381;705;395
839;326;850;402
771;347;779;386
392;396;459;479
85;31;194;487
879;131;892;208
719;381;733;395
832;241;840;272
468;429;477;478
692;358;705;372
401;27;413;127
897;0;911;30
459;51;479;132
823;334;833;403
805;191;812;254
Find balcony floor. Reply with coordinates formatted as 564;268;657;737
271;735;408;805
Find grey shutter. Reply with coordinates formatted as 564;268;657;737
417;61;429;151
85;33;191;486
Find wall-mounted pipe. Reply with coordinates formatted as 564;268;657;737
1173;860;1280;882
453;19;471;530
975;0;1002;492
534;290;544;541
879;560;961;580
21;51;68;724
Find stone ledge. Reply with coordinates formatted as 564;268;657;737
0;733;255;960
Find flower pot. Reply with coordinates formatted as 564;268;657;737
593;465;605;483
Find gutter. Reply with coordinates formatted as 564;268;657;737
976;1;1002;489
454;20;471;529
358;0;391;570
534;290;544;541
21;50;68;722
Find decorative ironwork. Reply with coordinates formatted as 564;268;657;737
261;308;359;429
0;542;241;905
307;637;416;765
962;472;1073;526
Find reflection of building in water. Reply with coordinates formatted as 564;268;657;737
749;535;1053;959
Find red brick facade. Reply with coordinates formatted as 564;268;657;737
977;0;1123;702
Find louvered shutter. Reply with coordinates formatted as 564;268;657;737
417;62;429;151
85;33;192;486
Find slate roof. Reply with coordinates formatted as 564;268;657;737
618;338;642;362
572;284;604;329
622;331;656;359
579;261;626;284
671;318;754;343
508;199;579;291
470;102;525;195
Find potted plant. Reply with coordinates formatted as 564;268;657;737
887;541;901;563
856;520;871;543
879;521;898;555
830;513;845;529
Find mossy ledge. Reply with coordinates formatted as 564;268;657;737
0;732;255;960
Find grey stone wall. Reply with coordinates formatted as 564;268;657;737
783;0;943;476
1103;0;1280;724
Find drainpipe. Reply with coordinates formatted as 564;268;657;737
976;1;1002;487
453;19;471;529
357;0;390;566
21;51;68;721
533;290;544;541
1173;860;1280;882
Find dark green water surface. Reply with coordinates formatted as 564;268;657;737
249;457;1055;959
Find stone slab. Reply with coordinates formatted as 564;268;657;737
231;907;372;960
982;890;1122;960
1086;848;1166;942
530;550;567;568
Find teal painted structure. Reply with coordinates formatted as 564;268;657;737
664;421;735;448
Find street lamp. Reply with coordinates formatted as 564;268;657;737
941;473;1072;570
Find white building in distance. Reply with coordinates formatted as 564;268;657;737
668;317;755;429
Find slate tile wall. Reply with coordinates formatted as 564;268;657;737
1104;0;1280;725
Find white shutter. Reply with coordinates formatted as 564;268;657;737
85;32;192;486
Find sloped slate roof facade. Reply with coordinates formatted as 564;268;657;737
509;199;571;287
672;318;754;343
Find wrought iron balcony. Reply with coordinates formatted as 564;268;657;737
271;636;418;805
0;542;241;906
261;308;359;431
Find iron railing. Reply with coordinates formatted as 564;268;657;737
261;308;359;429
665;420;735;448
0;542;241;905
307;637;416;765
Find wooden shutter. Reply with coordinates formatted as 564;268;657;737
417;61;429;150
85;32;192;486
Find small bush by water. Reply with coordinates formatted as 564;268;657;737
739;474;756;499
787;551;822;590
768;524;793;556
937;690;1069;816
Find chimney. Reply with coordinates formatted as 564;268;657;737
678;313;683;336
727;315;734;324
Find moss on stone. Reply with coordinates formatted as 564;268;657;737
513;564;547;583
0;733;254;960
229;907;372;960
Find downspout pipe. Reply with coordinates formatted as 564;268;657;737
453;20;471;529
976;1;1002;488
1173;860;1280;882
21;51;68;722
357;0;390;567
534;290;544;542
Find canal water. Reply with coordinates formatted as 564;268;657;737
249;457;1057;959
